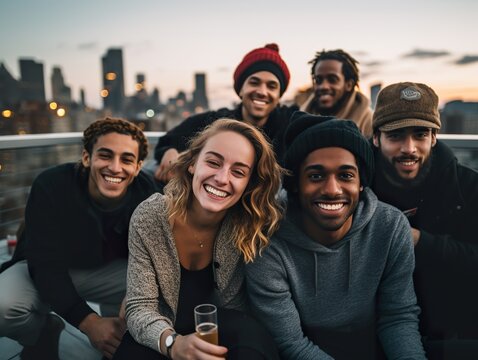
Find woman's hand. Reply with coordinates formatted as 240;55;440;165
171;333;227;360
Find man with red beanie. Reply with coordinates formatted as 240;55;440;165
153;43;297;184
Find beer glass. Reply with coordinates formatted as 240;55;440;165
194;304;218;345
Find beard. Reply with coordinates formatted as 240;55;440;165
313;90;351;116
377;150;433;189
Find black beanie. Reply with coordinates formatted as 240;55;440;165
283;111;374;191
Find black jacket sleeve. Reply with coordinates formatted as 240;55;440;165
414;164;478;273
153;111;217;163
26;175;97;328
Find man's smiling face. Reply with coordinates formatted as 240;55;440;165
298;147;361;245
239;71;281;127
82;132;142;208
373;127;436;183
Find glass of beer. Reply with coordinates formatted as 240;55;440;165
194;304;218;345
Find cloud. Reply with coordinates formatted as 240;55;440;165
78;42;98;51
402;48;450;59
216;66;230;73
361;71;378;79
351;50;368;57
362;61;383;67
455;55;478;65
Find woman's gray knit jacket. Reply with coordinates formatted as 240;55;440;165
125;193;246;352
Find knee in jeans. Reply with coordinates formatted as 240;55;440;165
0;294;34;329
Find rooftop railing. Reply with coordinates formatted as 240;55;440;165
1;133;477;240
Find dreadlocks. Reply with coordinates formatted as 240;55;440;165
309;49;360;88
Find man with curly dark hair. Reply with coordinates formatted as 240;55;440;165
0;118;156;359
297;49;373;137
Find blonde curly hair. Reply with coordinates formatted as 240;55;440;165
164;119;284;263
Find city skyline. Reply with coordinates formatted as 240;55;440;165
1;0;477;109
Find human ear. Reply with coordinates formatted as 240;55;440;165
372;134;380;148
134;160;143;176
345;79;354;92
81;150;90;168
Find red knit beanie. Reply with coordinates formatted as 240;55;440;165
233;43;290;96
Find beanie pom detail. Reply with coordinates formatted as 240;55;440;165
265;43;279;52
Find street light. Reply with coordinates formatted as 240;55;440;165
2;109;13;118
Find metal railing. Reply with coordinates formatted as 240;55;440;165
0;132;162;240
1;133;477;240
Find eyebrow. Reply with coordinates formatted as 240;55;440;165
205;151;252;169
249;76;279;85
96;147;137;159
304;164;358;172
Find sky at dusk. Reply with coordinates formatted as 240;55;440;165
1;0;477;109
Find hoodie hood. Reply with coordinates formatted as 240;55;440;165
279;187;378;251
274;188;378;294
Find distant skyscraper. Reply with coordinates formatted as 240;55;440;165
370;83;382;110
441;100;478;134
51;66;72;104
80;88;86;107
135;73;147;99
0;62;21;106
192;73;209;112
101;48;125;113
19;58;46;102
150;88;160;109
136;74;145;89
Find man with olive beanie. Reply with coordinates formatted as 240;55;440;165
153;43;297;185
371;82;478;359
246;111;425;359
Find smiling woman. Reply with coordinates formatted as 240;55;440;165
113;119;284;360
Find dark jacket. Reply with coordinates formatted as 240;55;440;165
1;163;156;328
154;104;298;165
372;141;478;338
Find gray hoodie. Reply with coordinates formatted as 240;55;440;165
246;188;426;359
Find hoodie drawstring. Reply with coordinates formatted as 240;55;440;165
314;253;319;296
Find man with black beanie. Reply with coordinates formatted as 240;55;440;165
371;82;478;359
153;43;297;185
246;111;425;359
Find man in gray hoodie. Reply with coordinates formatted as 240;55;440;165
246;112;426;359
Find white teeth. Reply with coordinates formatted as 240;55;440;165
400;161;417;166
252;99;267;105
104;176;122;184
205;185;228;198
317;203;344;210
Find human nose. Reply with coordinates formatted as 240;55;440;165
316;79;329;90
214;167;229;185
255;83;267;96
323;176;342;196
401;136;417;154
108;157;122;173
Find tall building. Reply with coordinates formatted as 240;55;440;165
0;62;21;106
192;73;209;113
370;83;382;110
51;66;72;104
19;58;45;102
101;48;125;113
80;88;86;107
150;88;161;109
441;100;478;134
135;73;147;100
